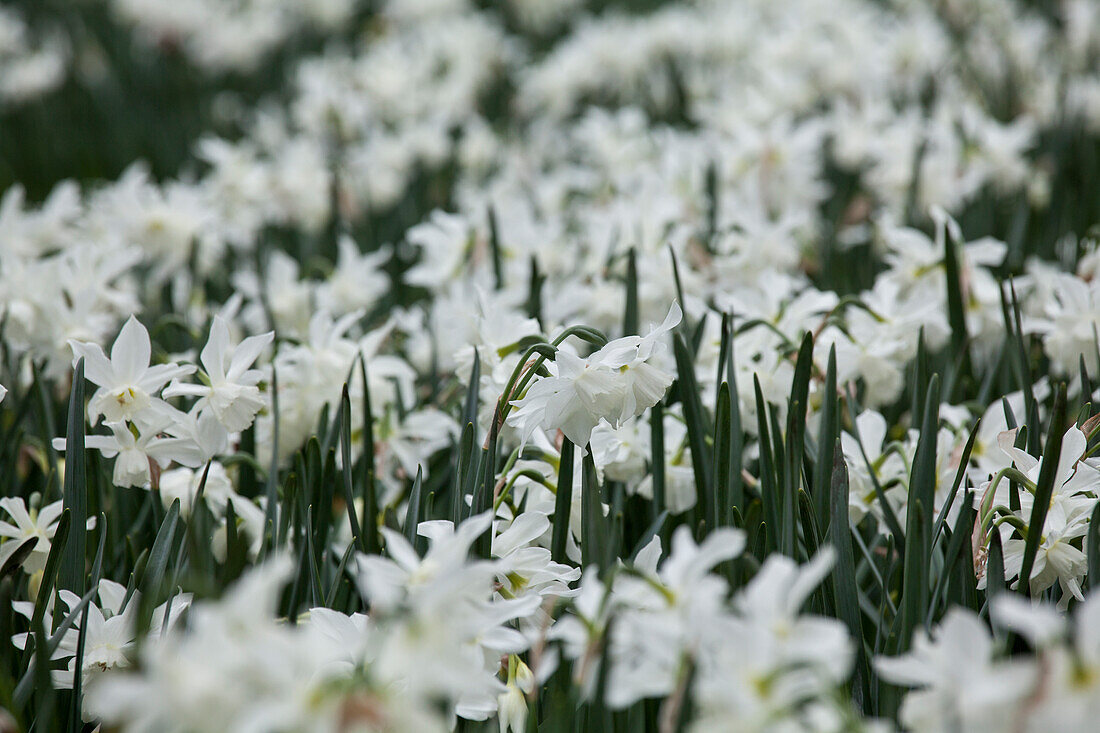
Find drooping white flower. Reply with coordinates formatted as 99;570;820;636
508;303;680;447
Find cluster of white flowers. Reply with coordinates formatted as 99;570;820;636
4;0;1100;730
47;315;270;534
555;530;866;730
82;510;578;732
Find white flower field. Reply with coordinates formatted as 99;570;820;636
2;0;1100;730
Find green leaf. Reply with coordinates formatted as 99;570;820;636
137;498;180;637
900;374;940;647
552;439;575;564
928;494;975;623
649;401;666;522
623;247;638;336
325;541;357;609
668;246;690;340
1001;282;1040;456
454;422;477;524
463;349;481;438
782;332;814;557
712;382;732;530
261;364;281;557
304;505;322;608
673;333;713;516
1088;501;1100;593
357;357;379;553
724;317;744;518
33;509;69;634
813;346;839;532
942;217;971;377
223;499;246;584
1019;384;1068;595
487;205;504;290
70;516;108;724
31;615;55;728
404;466;424;551
526;255;544;326
339;385;368;554
581;451;605;570
754;377;779;549
829;444;870;711
60;358;87;596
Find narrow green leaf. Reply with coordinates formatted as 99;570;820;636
754;377;779;547
668;246;690;339
60;358;87;596
487;205;504;290
673;333;713;511
304;505;322;608
712;382;731;529
1088;501;1100;593
552;439;575;564
463;350;481;438
137;498;180;636
726;322;744;518
526;255;544;326
928;495;975;623
339;385;367;554
829;444;870;711
581;452;605;570
404;466;424;550
899;373;940;647
1019;384;1068;594
624;247;638;336
261;364;281;557
454;422;476;524
813;346;839;532
782;332;814;556
649;401;666;522
357;357;379;553
33;509;69;633
942;217;971;372
987;524;1006;599
31;615;55;728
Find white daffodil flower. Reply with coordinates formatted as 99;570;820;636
508;303;681;447
163;314;273;433
69;315;194;426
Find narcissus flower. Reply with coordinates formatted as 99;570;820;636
69;315;194;426
508;303;681;447
164;315;273;432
